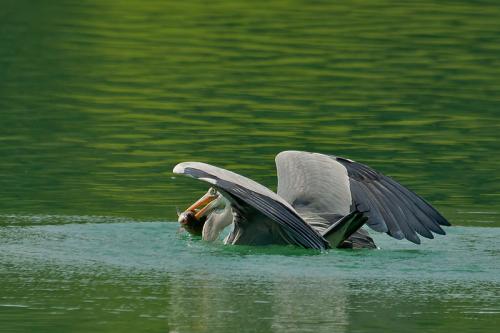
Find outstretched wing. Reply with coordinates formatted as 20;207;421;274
173;162;329;250
276;151;450;244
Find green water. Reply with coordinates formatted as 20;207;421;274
1;0;499;332
1;219;499;332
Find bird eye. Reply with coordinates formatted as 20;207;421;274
209;188;217;196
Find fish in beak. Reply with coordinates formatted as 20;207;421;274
178;188;218;236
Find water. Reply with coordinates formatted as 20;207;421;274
1;215;499;332
1;0;499;332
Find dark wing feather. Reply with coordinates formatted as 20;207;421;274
173;162;329;250
335;157;450;244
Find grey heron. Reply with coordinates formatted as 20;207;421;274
174;151;450;249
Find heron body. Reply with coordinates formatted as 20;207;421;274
174;151;450;250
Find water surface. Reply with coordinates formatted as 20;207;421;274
1;215;499;333
1;0;500;332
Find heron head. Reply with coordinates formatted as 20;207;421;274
179;187;233;241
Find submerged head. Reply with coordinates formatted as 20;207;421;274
178;187;233;241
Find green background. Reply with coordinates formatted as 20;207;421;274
1;0;499;332
1;0;499;225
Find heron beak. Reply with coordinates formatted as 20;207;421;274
186;193;217;219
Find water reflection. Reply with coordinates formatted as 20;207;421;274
167;275;350;333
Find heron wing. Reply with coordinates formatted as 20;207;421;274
275;151;450;244
173;162;329;249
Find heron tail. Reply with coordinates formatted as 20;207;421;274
321;211;368;248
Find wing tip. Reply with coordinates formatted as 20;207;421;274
389;230;405;240
173;162;204;175
439;217;452;227
420;231;435;240
410;236;421;245
173;163;186;174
